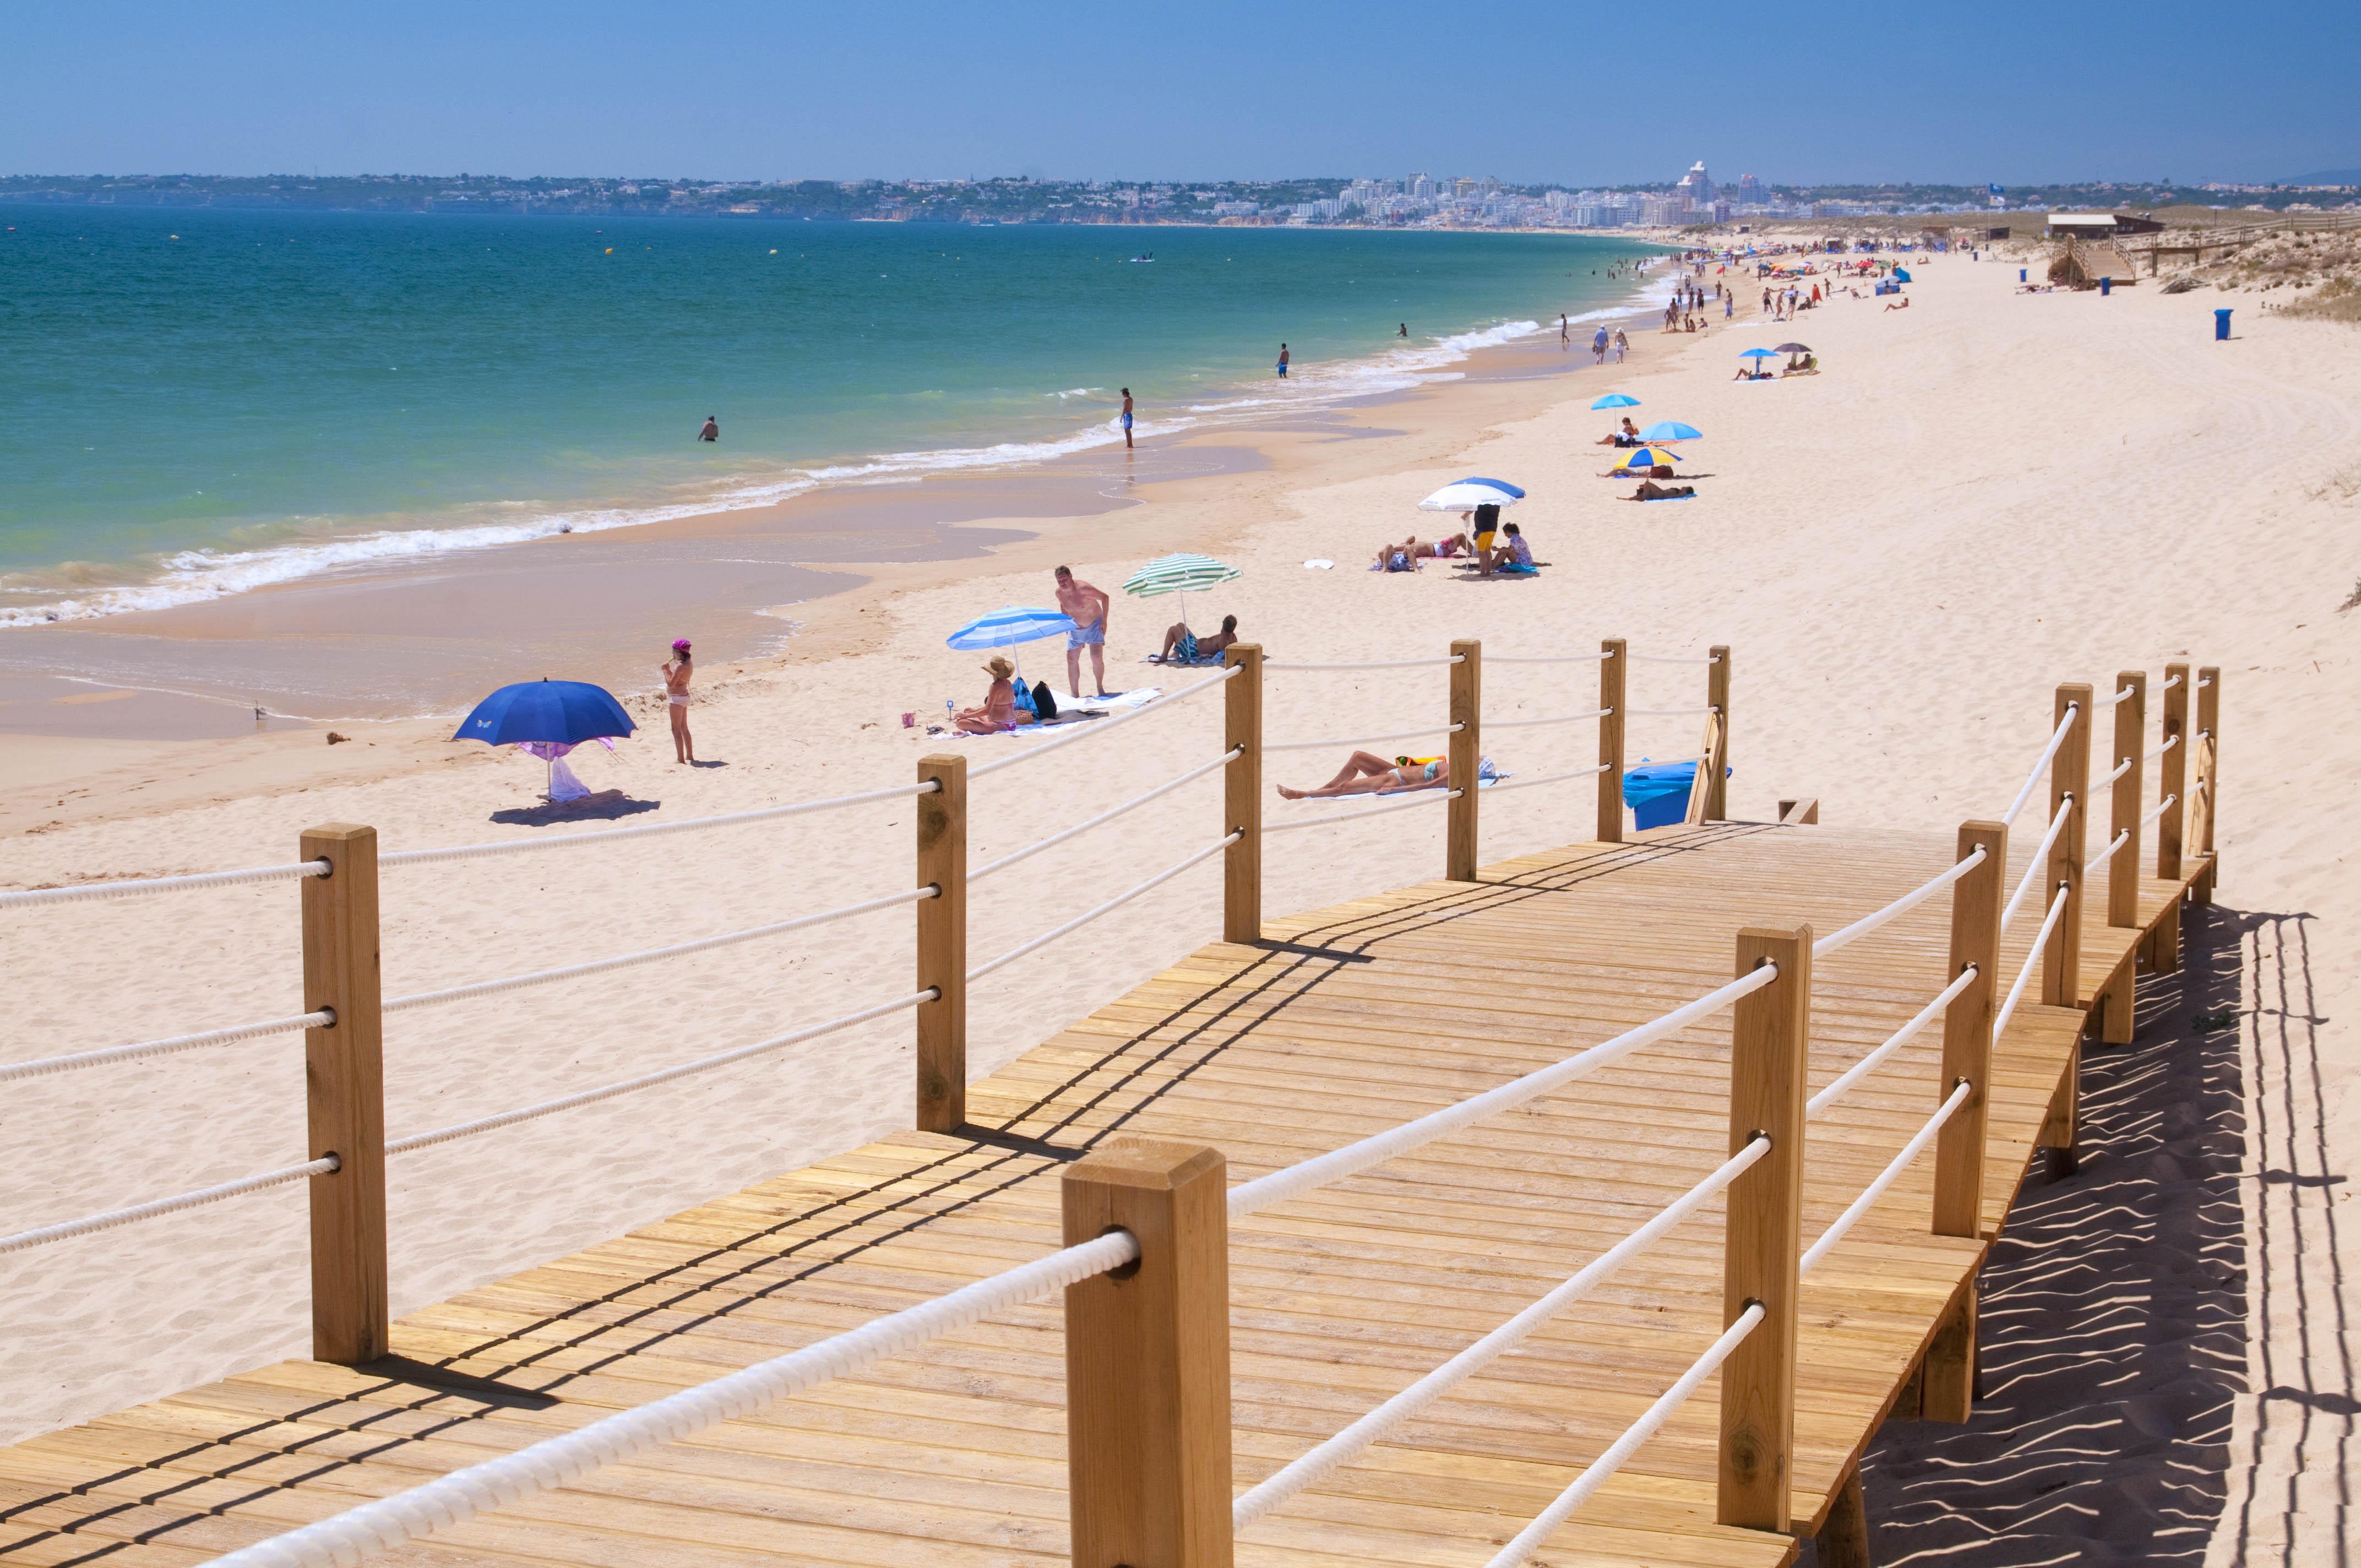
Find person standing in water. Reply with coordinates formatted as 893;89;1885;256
660;639;695;763
1119;388;1134;449
1276;343;1290;378
1398;323;1408;337
1560;313;1570;348
698;415;718;443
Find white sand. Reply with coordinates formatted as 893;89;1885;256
3;257;2356;1561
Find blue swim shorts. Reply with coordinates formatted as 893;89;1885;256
1120;412;1133;429
1068;622;1106;648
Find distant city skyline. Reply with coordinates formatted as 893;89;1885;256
3;2;2353;188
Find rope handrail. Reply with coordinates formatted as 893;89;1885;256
1232;1134;1769;1529
1485;651;1614;665
972;749;1239;881
1481;1304;1765;1568
2142;792;2179;826
1813;846;1987;959
380;781;939;869
1263;722;1461;755
387;988;937;1155
2160;673;2182;690
197;1228;1141;1568
1486;763;1613;794
2094;685;2137;708
2197;677;2213;688
1807;966;1978;1118
1999;796;2073;933
1486;707;1612;731
2096;755;2133;789
2146;733;2180;761
1264;655;1464;671
1623;652;1721;665
0;1009;332;1086
1993;885;2070;1041
967;665;1239;780
0;1155;337;1256
1226;962;1780;1221
2000;706;2080;827
0;858;329;911
967;832;1239;983
1623;705;1718;718
1798;1078;1973;1275
2085;829;2130;876
1264;787;1459;832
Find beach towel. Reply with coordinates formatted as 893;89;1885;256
1623;759;1733;830
1635;492;1698;502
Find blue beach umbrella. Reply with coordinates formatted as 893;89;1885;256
946;605;1078;650
1590;393;1641;409
453;678;635;746
1739;347;1780;360
1459;476;1527;499
1419;477;1526;512
1638;421;1703;442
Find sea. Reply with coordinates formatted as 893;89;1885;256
0;204;1661;627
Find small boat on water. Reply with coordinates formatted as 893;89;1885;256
1124;252;1155;263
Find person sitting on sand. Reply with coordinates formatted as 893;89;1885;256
1277;750;1450;800
954;655;1037;733
1158;613;1240;664
1595;417;1644;447
1625;480;1696;500
1884;296;1911;311
1477;521;1536;575
1783;353;1819;375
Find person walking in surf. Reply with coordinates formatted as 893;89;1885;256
1276;344;1290;378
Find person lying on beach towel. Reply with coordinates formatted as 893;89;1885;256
953;655;1037;733
1624;480;1697;500
1277;750;1450;799
1370;533;1469;569
1602;462;1679;478
1156;613;1239;665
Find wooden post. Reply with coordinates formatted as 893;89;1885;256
1932;821;2004;1240
1922;1282;1979;1428
2096;673;2146;1044
1596;639;1626;843
1447;639;1481;882
301;824;388;1365
915;754;968;1133
1063;1137;1234;1568
1222;644;1263;944
1705;645;1732;820
1718;924;1810;1533
1816;1464;1872;1568
2043;685;2091;1009
2191;667;2220;904
2152;662;2189;974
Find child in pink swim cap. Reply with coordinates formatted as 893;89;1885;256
659;640;694;763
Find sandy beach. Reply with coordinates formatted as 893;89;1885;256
4;250;2357;1562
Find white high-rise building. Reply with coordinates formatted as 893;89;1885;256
1677;160;1714;206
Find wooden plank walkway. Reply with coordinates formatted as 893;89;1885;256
0;820;2208;1568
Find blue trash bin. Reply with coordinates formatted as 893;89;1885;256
2019;268;2027;282
2215;308;2233;341
2099;276;2112;297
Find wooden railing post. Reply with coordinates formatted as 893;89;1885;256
1926;821;2004;1422
2191;667;2220;904
300;824;388;1365
2097;672;2146;1044
915;754;968;1133
1222;644;1263;944
1448;639;1481;881
1705;645;1732;820
1063;1136;1234;1568
1718;924;1810;1533
1596;639;1626;843
2043;684;2091;1009
2152;662;2190;973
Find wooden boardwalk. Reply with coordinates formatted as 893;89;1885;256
0;819;2207;1568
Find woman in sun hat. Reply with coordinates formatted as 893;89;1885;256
954;654;1036;734
659;639;694;763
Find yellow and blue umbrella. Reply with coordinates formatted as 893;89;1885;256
1611;447;1682;472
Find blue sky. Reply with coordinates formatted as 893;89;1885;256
4;1;2352;187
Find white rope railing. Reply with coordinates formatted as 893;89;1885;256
1263;722;1460;755
2000;706;2080;827
1999;796;2073;933
1486;651;1614;665
2142;792;2179;826
0;1155;337;1256
1993;885;2070;1041
1480;1304;1765;1568
380;781;938;869
2146;733;2179;761
198;1228;1140;1568
2160;673;2182;690
972;749;1238;881
1264;787;1459;832
0;1009;332;1086
2096;755;2133;789
1623;705;1718;718
1806;965;1978;1118
2094;685;2136;708
1487;763;1613;794
1264;655;1463;672
967;833;1239;983
1485;707;1612;730
0;857;329;911
386;989;936;1155
2085;829;2130;876
1624;652;1720;665
1227;962;1779;1221
1233;1134;1768;1529
1798;1077;1973;1275
967;665;1238;780
2197;677;2213;688
1813;846;1987;959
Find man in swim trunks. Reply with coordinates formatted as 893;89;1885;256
1119;388;1134;449
698;416;718;443
1276;750;1450;799
1053;565;1112;699
1276;343;1289;378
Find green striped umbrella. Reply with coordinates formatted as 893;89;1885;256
1122;553;1241;625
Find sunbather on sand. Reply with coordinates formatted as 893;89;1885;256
1157;613;1240;663
1277;750;1450;799
1602;462;1677;478
953;655;1036;733
1624;480;1696;500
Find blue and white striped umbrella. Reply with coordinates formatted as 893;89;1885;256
1121;553;1241;599
946;605;1078;649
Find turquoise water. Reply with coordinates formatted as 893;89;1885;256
0;206;1658;623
